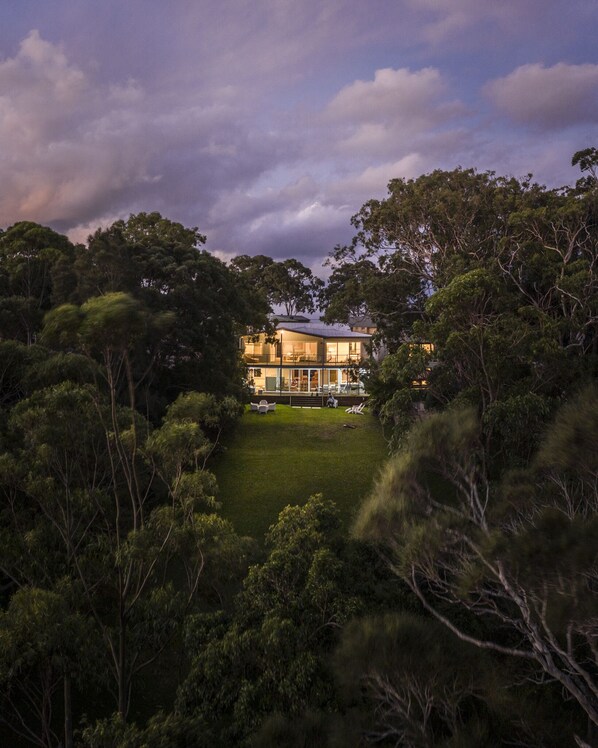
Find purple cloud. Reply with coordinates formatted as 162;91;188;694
0;1;597;272
485;62;598;130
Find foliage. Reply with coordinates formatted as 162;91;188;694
230;254;323;317
325;162;598;455
176;495;361;745
334;613;562;747
0;221;79;344
0;379;248;722
73;212;268;411
2;164;598;746
354;387;598;736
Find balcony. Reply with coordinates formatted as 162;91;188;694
244;353;280;364
244;353;364;366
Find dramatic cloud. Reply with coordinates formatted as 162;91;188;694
1;1;597;270
485;63;598;130
321;67;466;164
327;67;445;124
0;30;293;234
0;31;156;225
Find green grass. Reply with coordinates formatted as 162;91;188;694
213;404;389;540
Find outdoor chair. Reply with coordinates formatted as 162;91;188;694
250;403;259;412
267;402;276;412
258;404;268;414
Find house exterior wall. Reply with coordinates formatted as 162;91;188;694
240;327;370;395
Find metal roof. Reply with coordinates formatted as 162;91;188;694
277;323;371;339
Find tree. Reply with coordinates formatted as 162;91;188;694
74;213;269;408
176;495;361;744
0;371;246;727
330;160;598;459
319;259;378;323
0;587;92;748
334;613;558;747
325;169;537;345
572;147;598;192
0;221;78;344
0;340;47;406
354;387;598;740
231;254;323;317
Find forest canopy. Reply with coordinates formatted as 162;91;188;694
1;152;598;747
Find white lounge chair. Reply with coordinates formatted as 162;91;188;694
345;402;366;414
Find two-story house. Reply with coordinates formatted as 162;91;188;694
240;320;371;396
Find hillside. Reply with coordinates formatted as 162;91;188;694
214;404;389;538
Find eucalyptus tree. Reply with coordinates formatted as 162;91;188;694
333;158;598;457
230;254;323;317
74;212;268;405
0;379;245;728
0;288;247;735
354;387;598;741
0;587;91;748
0;221;79;344
176;495;361;744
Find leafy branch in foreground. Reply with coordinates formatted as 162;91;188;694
354;386;598;737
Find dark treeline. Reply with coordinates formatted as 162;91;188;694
0;149;597;747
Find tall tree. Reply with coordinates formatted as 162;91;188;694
74;213;268;407
0;380;245;726
231;254;323;317
176;495;361;744
0;222;78;344
354;387;598;741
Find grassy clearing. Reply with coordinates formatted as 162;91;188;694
213;404;389;540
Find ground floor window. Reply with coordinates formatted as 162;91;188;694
248;366;366;394
288;368;320;392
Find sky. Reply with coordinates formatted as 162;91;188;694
1;0;598;273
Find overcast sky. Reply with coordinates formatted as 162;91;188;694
1;0;598;272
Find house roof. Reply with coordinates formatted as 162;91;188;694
277;323;371;339
269;314;310;323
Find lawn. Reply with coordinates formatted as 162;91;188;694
213;404;389;540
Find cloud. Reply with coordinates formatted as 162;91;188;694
330;155;427;197
0;30;293;231
0;31;155;225
1;9;595;277
403;0;570;46
326;67;445;124
485;62;598;130
322;67;465;161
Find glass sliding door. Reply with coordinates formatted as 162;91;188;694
309;369;319;392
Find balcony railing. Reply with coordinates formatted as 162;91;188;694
244;353;363;365
244;354;280;364
249;382;367;395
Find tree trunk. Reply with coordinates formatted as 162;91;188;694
118;607;127;718
63;670;73;748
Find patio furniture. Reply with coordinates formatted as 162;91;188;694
345;402;366;414
258;404;268;414
267;402;276;412
250;402;259;412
